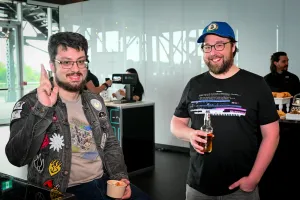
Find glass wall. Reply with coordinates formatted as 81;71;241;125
0;1;59;125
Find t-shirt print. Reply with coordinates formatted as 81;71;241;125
190;91;247;117
70;118;99;161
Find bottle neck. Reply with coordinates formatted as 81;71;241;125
203;113;211;126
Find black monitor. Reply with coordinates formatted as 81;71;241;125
112;73;137;103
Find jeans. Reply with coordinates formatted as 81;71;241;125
66;175;152;200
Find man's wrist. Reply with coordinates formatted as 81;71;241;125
102;83;109;90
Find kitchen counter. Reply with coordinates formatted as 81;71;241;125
105;101;155;175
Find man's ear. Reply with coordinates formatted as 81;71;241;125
231;43;236;53
49;61;56;73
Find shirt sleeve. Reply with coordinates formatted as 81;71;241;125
257;78;279;125
291;74;300;96
174;80;191;118
86;71;91;82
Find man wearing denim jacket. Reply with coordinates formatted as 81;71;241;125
5;32;150;200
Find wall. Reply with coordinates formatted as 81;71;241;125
58;0;300;148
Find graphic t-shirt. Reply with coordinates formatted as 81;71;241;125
174;69;279;196
62;96;103;187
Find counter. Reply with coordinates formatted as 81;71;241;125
259;119;300;199
105;101;155;175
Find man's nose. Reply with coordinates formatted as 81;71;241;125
71;62;80;71
210;47;218;55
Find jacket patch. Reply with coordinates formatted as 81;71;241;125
43;179;54;189
49;160;62;176
13;101;25;110
52;113;58;122
90;99;102;111
100;133;107;149
33;154;44;173
11;110;22;121
49;133;65;152
50;187;62;200
41;134;50;149
99;111;107;119
35;192;46;200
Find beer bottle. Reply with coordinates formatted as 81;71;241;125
200;110;214;153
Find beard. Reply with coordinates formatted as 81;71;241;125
55;72;86;92
205;53;234;75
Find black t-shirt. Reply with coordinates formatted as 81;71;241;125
174;69;278;196
264;71;300;96
132;83;144;101
85;70;99;90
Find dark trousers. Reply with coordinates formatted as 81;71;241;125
66;175;151;200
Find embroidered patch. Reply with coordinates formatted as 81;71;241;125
49;133;65;152
90;99;102;111
99;111;107;119
50;187;62;200
52;113;58;122
35;192;46;200
41;134;50;149
207;23;218;31
11;110;22;121
43;179;54;189
49;160;62;176
33;153;44;173
13;101;25;110
100;133;107;149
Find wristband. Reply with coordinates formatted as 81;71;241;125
102;83;109;90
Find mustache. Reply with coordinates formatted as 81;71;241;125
66;72;83;76
208;55;223;60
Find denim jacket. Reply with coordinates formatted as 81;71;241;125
5;89;128;192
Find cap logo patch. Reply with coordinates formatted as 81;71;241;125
207;23;218;32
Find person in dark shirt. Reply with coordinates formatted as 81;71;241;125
264;51;300;96
85;69;112;94
112;68;144;101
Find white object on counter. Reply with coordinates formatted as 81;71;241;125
114;89;125;100
285;113;300;121
274;97;293;112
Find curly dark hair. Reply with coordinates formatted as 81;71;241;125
270;51;287;73
48;32;88;62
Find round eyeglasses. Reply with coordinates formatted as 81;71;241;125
54;59;88;69
201;42;231;53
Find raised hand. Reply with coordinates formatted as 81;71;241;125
106;79;112;86
37;64;58;107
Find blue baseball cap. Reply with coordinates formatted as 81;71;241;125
197;21;236;43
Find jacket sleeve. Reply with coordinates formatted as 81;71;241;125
5;96;54;167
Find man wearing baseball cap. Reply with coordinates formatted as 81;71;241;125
171;21;279;199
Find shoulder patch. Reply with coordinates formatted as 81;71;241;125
13;101;25;110
11;110;22;121
90;99;102;111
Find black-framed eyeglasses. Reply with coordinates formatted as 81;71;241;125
54;59;89;69
201;41;231;53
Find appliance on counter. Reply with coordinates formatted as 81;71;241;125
112;73;137;104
